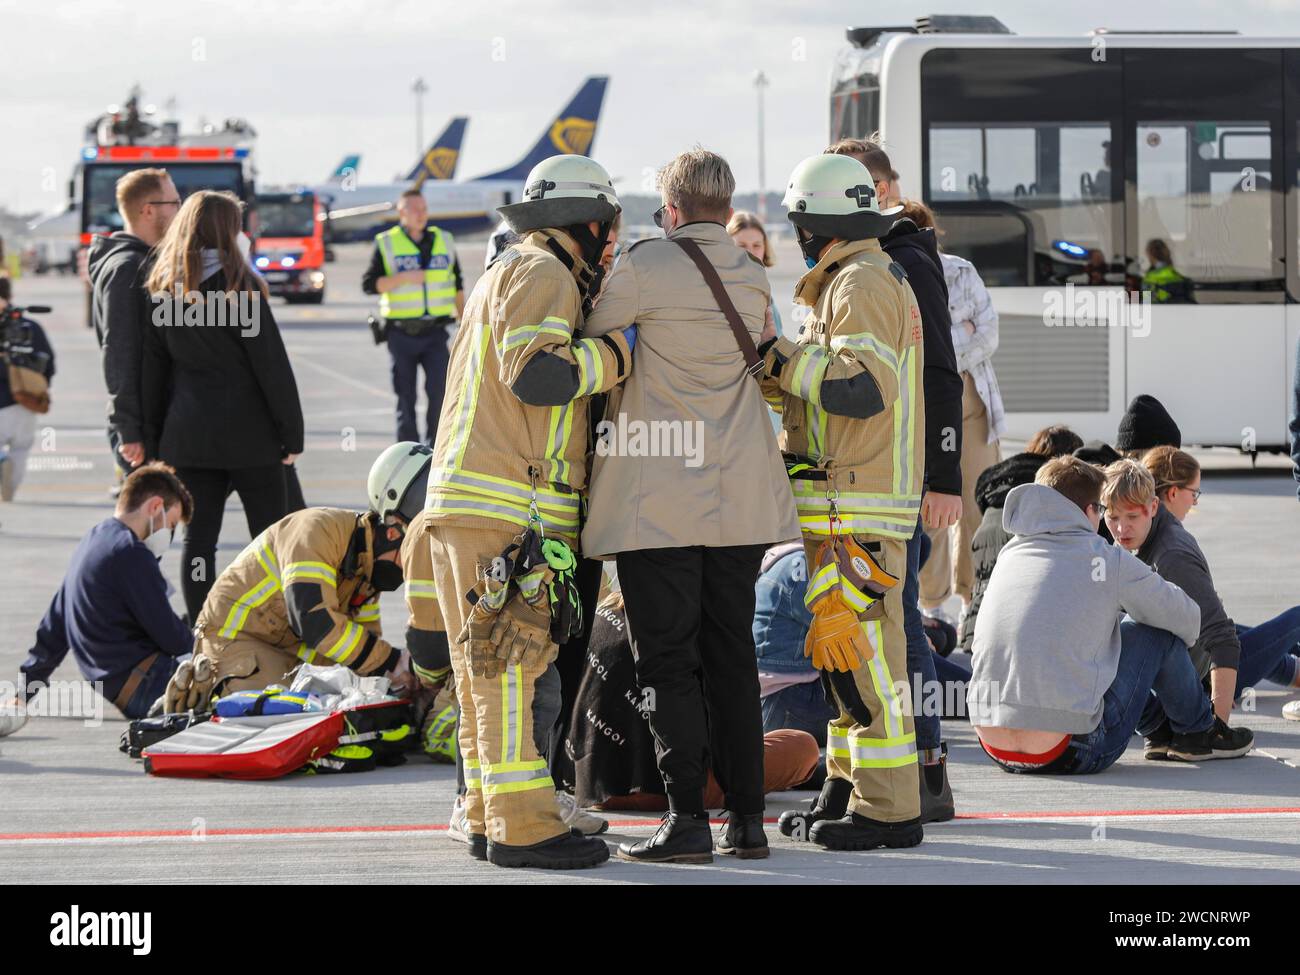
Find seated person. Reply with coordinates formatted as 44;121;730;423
560;591;821;812
968;456;1248;774
5;463;193;728
1114;452;1296;745
961;425;1083;653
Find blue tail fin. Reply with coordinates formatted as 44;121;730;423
326;154;361;183
472;76;608;183
407;117;469;186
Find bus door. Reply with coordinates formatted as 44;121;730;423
1123;48;1286;450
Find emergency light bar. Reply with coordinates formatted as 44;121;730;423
82;146;249;161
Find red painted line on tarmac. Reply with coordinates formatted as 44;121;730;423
5;805;1300;841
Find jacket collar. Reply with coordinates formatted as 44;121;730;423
667;220;729;244
521;229;587;285
793;237;884;306
1137;502;1176;563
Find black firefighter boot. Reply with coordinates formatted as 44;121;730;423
616;811;713;864
810;813;924;851
778;775;852;841
716;812;770;859
487;828;610;870
919;743;955;824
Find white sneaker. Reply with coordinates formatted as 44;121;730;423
447;796;469;844
0;700;28;737
1283;700;1300;722
556;790;608;836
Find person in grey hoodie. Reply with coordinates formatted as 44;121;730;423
967;456;1242;774
87;167;180;474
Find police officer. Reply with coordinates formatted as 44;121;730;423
362;190;464;445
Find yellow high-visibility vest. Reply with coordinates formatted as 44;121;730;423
376;225;457;320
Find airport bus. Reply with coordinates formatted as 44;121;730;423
251;189;328;304
831;16;1300;452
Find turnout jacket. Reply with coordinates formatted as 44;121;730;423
194;508;397;675
425;229;633;544
761;238;925;541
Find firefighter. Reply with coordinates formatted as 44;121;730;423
162;444;434;713
761;153;926;851
425;153;633;870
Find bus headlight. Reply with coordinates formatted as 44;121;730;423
309;271;326;288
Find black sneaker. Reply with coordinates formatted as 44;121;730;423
616;812;713;864
716;812;769;859
1144;719;1174;761
810;813;924;851
486;828;610;870
778;776;851;841
1167;717;1254;762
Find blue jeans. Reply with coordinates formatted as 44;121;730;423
118;654;181;720
761;679;837;746
1234;608;1300;694
387;325;449;445
1290;332;1300;499
1064;621;1214;775
904;517;941;751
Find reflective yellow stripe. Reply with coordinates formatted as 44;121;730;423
500;316;571;353
896;345;919;497
325;621;365;662
404;579;437;599
863;618;902;739
354;601;381;623
441;323;489;472
573;336;605;397
481;759;554;796
545;402;574;486
218;575;279;640
377;227;456;320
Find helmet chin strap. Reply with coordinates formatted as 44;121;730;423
544;221;614;313
796;228;835;266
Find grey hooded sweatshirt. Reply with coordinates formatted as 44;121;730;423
967;483;1200;734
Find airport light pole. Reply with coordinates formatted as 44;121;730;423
754;70;769;225
412;77;428;159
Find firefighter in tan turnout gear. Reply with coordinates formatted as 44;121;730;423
163;444;435;713
425;154;633;870
761;153;927;851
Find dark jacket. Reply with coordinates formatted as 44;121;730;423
1135;504;1240;677
88;232;152;442
141;269;304;469
0;315;55;410
962;451;1046;653
20;518;193;702
881;220;964;496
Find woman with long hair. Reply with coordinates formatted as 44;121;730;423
727;210;780;343
141;190;304;619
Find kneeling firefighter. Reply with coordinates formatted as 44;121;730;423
761;153;926;851
163;444;435;713
425;154;634;870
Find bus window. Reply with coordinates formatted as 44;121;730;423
927;122;1119;285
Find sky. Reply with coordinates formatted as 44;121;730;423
3;0;1300;216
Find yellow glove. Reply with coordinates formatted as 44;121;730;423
835;535;900;621
804;590;873;672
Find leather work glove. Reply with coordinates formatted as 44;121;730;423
163;654;216;714
835;535;900;622
457;578;511;679
804;589;873;673
489;595;557;670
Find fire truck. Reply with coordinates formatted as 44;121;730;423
251;189;327;303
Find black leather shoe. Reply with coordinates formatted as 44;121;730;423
616;812;713;864
468;834;487;861
810;813;924;851
778;776;851;840
919;744;955;824
716;812;770;859
487;828;609;870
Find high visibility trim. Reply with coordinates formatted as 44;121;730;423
354;601;381;623
254;541;279;582
377;226;456;320
325;621;365;663
864;618;902;740
573;337;604;397
283;560;339;586
442;323;489;471
897;345;918;497
805;562;840;608
218;574;279;640
429;467;580;511
404;579;438;599
545;403;574;486
481;759;553;795
792;345;831;407
426;496;579;534
500;317;571;353
296;644;319;664
464;757;483;790
831;332;899;372
827;727;852;760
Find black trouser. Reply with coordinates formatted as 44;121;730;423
175;463;289;620
616;544;767;815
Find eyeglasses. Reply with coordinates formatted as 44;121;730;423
1186;487;1202;502
653;204;669;229
146;199;182;208
1092;502;1108;516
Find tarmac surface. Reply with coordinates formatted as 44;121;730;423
3;239;1300;885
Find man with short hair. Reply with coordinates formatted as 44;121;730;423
582;148;800;863
362;189;465;445
1102;459;1255;759
88;167;180;474
826;138;964;820
4;463;193;730
968;456;1248;774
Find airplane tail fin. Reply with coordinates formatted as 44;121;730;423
325;154;361;184
407;117;469;187
472;76;608;183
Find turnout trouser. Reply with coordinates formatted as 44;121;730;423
807;534;920;824
193;633;301;695
428;523;567;848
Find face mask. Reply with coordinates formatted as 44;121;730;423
144;508;174;561
805;256;818;269
370;559;404;592
236;231;252;260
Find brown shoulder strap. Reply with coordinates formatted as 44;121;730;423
672;237;764;379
